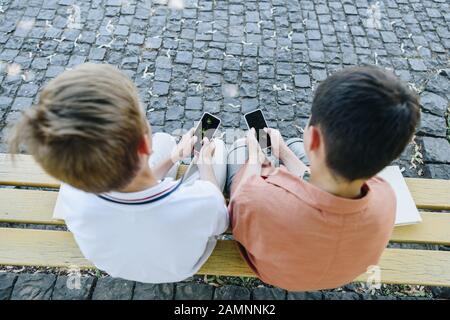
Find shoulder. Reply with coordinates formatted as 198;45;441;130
180;180;223;196
178;180;226;207
367;176;395;199
367;176;397;219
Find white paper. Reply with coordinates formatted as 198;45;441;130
377;166;422;226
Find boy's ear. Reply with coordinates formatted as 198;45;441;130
138;134;152;156
308;126;322;151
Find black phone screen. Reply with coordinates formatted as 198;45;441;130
245;110;271;149
193;113;221;153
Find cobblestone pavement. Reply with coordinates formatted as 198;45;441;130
0;272;439;300
0;0;449;300
0;0;449;177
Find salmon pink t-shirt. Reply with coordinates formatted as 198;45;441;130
229;163;396;291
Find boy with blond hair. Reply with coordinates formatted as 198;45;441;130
10;63;228;283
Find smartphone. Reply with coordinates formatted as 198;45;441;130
244;109;271;150
193;112;221;154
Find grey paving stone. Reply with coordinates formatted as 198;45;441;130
287;291;324;300
175;283;215;300
175;51;193;65
418;112;447;137
52;276;96;300
0;273;17;300
422;137;450;164
0;96;13;111
11;274;56;300
240;83;258;98
92;277;134;300
88;47;106;60
186;96;202;110
11;97;33;111
294;74;311;88
425;164;450;179
420;91;448;117
204;101;221;113
381;31;398;43
214;285;251;300
252;287;287;300
425;73;450;98
129;33;145;45
242;98;259;113
155;68;171;82
323;291;361;300
152;81;170;96
133;283;174;300
409;59;428;71
360;294;397;300
155;56;172;69
45;65;65;78
146;37;162;49
431;287;450;299
114;25;129;36
148;110;165;126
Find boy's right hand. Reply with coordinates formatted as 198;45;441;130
264;128;288;160
171;128;197;163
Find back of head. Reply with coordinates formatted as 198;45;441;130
309;66;420;181
9;63;148;193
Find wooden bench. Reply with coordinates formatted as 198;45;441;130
1;153;450;287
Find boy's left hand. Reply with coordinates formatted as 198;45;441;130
171;128;197;163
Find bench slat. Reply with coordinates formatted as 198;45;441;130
1;153;449;209
391;213;450;245
405;178;450;210
0;189;63;225
0;154;59;188
2;188;450;245
1;228;450;287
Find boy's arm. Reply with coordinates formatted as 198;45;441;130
279;147;309;178
152;129;197;181
197;138;221;192
265;128;308;178
231;129;264;198
152;157;177;181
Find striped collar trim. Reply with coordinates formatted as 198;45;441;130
98;179;181;205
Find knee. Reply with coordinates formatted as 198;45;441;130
285;137;302;146
153;132;176;144
212;138;226;149
232;138;247;148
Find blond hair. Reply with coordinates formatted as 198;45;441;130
9;63;148;193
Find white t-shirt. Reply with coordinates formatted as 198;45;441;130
53;178;229;283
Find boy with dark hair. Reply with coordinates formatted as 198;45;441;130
227;66;420;291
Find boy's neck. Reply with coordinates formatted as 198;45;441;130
309;169;366;199
118;166;159;193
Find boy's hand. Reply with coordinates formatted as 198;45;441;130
197;137;215;167
264;128;288;160
247;128;266;165
196;138;221;190
171;128;197;163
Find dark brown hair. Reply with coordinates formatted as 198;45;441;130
309;66;421;181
